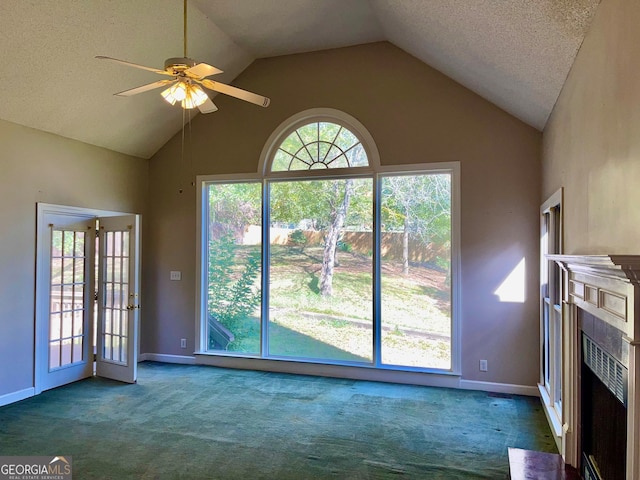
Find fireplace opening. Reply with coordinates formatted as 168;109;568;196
581;333;628;480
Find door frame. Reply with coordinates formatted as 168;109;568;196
34;203;139;394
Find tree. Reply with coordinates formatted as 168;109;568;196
381;174;451;274
319;179;354;296
270;178;371;296
269;180;327;228
208;182;261;240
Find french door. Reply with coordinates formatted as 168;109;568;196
35;204;140;393
95;215;140;383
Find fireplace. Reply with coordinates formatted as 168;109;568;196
580;310;628;479
547;255;640;480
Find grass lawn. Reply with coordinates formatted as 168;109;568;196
219;244;451;369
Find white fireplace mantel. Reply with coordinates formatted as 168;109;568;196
547;254;640;479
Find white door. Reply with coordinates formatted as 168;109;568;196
95;215;140;383
35;205;141;393
35;213;96;393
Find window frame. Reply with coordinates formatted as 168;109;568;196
259;108;380;177
195;109;461;377
539;188;564;439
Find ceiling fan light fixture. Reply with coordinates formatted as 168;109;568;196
182;83;208;109
161;82;186;105
161;81;207;109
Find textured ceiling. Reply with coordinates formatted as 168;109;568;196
0;0;600;159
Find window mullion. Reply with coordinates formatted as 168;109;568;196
261;180;270;358
296;130;316;167
373;174;382;367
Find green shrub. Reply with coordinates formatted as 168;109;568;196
207;233;260;348
337;240;352;253
288;229;307;249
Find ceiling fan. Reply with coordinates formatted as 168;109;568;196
96;0;270;114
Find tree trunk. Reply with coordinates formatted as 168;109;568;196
320;179;353;296
402;213;410;275
334;239;340;267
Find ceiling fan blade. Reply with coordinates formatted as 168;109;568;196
198;96;218;114
115;79;176;97
96;56;172;76
185;63;223;79
200;79;270;107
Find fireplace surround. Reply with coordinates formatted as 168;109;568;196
547;255;640;479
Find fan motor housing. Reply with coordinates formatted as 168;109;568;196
164;57;197;73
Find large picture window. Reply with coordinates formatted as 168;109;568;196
198;109;459;374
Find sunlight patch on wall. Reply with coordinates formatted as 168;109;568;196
494;258;526;303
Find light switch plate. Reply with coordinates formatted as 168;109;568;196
170;271;182;281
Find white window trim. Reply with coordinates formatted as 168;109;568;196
195;110;461;377
538;188;564;442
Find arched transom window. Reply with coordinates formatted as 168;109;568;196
271;122;369;171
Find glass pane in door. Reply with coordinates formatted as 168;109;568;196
100;230;130;364
49;229;87;370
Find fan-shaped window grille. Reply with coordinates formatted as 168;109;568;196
271;122;369;171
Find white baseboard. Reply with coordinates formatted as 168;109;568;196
193;354;463;388
193;354;540;396
0;387;35;407
138;354;539;397
139;353;196;365
459;379;539;397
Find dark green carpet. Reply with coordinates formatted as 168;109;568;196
0;362;556;479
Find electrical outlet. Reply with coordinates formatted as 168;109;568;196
170;271;182;281
479;359;488;372
180;338;187;349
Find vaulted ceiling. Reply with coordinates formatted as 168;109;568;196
0;0;600;159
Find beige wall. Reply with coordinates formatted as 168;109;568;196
543;0;640;253
0;119;147;397
147;42;541;386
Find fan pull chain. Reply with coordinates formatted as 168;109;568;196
178;106;195;194
179;107;186;193
188;109;195;187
